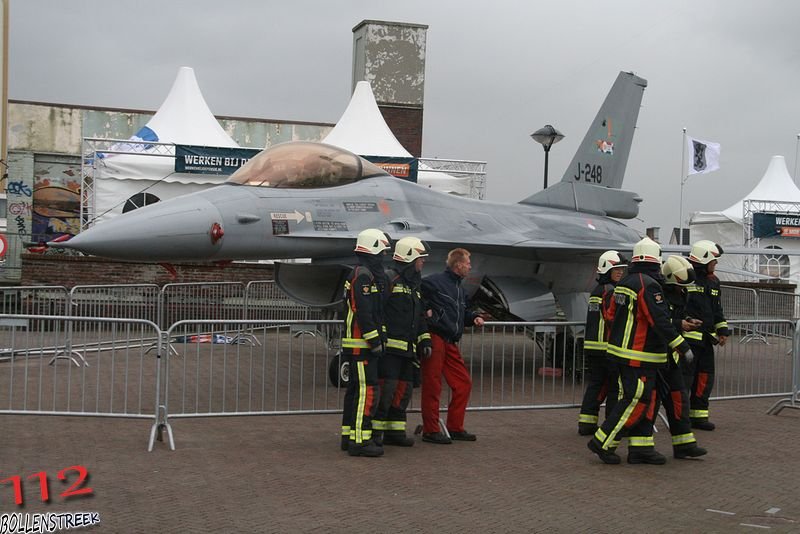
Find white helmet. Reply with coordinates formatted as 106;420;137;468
597;250;628;274
354;228;390;255
661;255;696;286
689;240;723;265
631;237;662;264
393;236;430;263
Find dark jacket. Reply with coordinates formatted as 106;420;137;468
584;276;616;356
342;254;388;354
385;263;431;357
421;268;477;343
606;263;690;368
684;268;730;345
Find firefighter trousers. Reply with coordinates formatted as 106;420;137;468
373;353;414;438
421;333;472;434
340;351;380;444
591;365;658;452
654;364;698;452
683;341;715;422
578;353;619;426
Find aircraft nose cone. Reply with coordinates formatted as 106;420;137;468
57;195;225;261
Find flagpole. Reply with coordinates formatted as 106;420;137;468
679;128;687;245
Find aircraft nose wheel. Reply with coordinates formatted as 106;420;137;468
328;351;350;388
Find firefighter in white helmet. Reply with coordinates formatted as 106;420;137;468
588;237;693;465
683;240;729;431
656;255;708;459
578;251;627;435
372;237;432;447
340;228;391;457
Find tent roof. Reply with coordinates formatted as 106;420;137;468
322;81;474;195
144;66;238;147
690;156;800;225
322;81;412;157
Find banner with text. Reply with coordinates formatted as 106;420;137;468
363;156;418;183
175;145;261;175
753;212;800;238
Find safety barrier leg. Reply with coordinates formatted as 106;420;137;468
767;320;800;415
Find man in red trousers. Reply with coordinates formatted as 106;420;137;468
420;248;484;444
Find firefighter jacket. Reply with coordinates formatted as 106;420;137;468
664;285;691;367
584;277;615;356
385;265;431;357
606;263;690;368
421;268;477;343
342;258;388;354
684;269;730;345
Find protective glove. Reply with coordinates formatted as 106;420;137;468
683;349;695;365
370;343;384;355
420;346;432;359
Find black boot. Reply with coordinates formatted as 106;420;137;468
691;420;715;431
674;444;708;459
627;449;667;465
587;439;621;464
372;431;384;446
347;439;384;457
383;433;415;447
340;435;350;451
578;422;598;436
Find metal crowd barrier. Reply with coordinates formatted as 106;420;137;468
720;285;758;320
0;314;164;450
0;313;797;451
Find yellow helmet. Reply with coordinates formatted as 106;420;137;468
354;228;390;255
597;250;628;274
631;237;662;264
393;236;430;263
689;240;723;265
661;255;696;286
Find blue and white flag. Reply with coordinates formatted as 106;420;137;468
687;136;721;175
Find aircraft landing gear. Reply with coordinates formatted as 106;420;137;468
328;351;350;388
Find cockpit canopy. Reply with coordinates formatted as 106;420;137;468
226;141;390;188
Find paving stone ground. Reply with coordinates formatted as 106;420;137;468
4;396;800;533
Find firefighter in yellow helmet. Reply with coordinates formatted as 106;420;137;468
656;255;707;459
588;237;693;465
683;240;729;431
578;250;627;435
372;237;432;447
340;228;390;457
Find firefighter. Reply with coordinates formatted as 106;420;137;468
372;237;432;447
578;250;627;436
587;237;693;465
684;240;730;431
658;255;707;459
340;228;390;457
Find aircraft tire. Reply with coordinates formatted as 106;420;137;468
328;352;350;388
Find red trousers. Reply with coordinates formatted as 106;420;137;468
421;333;472;433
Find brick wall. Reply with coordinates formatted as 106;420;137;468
378;105;423;157
19;254;275;288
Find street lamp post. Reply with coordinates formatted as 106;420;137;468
531;124;565;189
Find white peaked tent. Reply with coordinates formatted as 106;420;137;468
323;81;472;195
93;67;239;223
690;156;800;281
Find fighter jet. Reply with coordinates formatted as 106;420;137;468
59;71;650;322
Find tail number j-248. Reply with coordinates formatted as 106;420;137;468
574;163;602;184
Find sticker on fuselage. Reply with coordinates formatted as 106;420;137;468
343;201;379;212
313;221;348;231
272;219;289;235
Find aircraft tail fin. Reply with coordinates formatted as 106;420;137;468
521;71;647;219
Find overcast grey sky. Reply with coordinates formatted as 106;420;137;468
9;1;800;235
